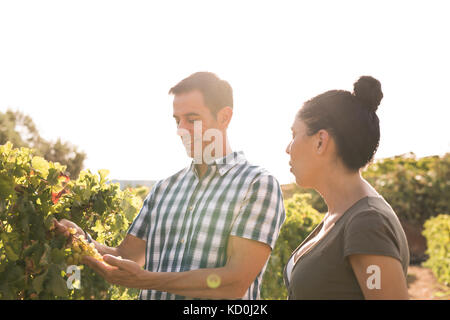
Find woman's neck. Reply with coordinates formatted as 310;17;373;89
315;169;379;215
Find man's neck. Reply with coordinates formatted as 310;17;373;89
194;142;233;179
195;163;209;179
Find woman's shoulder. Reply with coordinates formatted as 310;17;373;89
345;196;398;223
341;196;410;273
342;196;406;238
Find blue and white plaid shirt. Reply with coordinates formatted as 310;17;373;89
127;151;285;299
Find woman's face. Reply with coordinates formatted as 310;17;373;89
286;117;319;187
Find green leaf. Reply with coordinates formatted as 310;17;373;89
39;244;51;266
31;156;50;179
93;195;106;214
31;243;45;268
19;212;30;233
44;214;55;230
81;188;91;201
47;168;59;186
91;219;105;235
47;265;68;297
0;174;15;199
98;169;110;184
51;248;65;264
23;241;39;257
4;245;19;262
32;270;48;294
0;232;8;243
0;141;13;154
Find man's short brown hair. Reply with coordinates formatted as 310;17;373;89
169;72;233;116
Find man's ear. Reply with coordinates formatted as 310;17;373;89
216;107;233;129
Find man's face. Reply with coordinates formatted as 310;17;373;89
173;90;220;160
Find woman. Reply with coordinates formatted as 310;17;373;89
284;76;410;299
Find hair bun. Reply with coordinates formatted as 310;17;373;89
353;76;383;112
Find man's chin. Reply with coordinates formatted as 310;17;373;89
183;148;201;162
183;144;201;156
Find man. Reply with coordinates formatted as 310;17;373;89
55;72;285;299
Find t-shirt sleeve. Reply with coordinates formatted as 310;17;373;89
343;210;401;262
230;173;286;250
127;184;158;240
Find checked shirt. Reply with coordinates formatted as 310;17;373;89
127;151;286;300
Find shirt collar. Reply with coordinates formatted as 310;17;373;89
188;151;247;177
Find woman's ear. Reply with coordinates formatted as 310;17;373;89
316;129;330;154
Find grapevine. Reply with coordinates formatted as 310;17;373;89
65;228;107;266
0;142;146;299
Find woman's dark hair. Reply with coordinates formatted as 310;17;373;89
297;76;383;170
169;72;233;117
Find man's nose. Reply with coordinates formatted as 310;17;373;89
176;119;190;136
177;127;191;138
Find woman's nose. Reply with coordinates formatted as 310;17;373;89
286;141;292;155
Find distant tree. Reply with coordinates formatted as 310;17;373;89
0;109;86;178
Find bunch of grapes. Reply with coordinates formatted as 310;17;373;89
66;227;104;265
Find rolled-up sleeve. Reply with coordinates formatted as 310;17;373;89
230;174;286;250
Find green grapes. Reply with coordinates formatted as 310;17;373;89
66;227;105;265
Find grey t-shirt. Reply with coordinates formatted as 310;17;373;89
284;196;410;300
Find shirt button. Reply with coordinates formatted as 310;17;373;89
180;238;185;244
189;205;194;212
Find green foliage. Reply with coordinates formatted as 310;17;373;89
282;185;327;213
0;110;86;179
282;153;450;226
422;214;450;287
261;193;323;300
0;142;144;299
363;153;449;225
126;186;150;203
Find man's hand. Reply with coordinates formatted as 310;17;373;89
82;254;147;289
81;236;272;298
54;218;147;267
53;218;85;238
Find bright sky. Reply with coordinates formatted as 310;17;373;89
1;0;449;185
